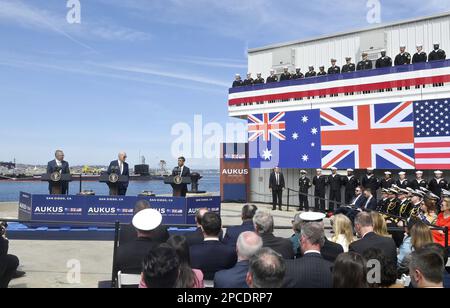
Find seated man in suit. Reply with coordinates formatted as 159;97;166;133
46;150;70;195
172;156;191;197
119;200;169;247
214;231;262;288
184;208;209;246
351;186;367;208
115;209;163;275
253;211;294;259
246;248;286;288
362;188;377;210
0;223;20;289
283;222;333;288
223;204;257;247
190;212;237;280
349;212;397;266
107;152;129;196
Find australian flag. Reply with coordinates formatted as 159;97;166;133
248;110;322;169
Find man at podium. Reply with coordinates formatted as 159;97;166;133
107;152;130;196
172;156;191;197
46;150;70;195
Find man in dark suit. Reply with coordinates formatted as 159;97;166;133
0;224;20;289
119;200;169;247
107;152;130;196
172;156;191;197
46;150;70;195
115;209;163;275
190;212;237;280
349;212;397;266
254;211;294;259
214;231;262;288
223;205;257;247
269;167;285;211
184;208;209;246
313;169;327;212
283;222;333;288
328;167;342;211
351;186;367;209
343;169;359;204
362;188;377;210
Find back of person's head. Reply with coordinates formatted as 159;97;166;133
332;214;354;244
410;221;434;250
253;211;274;234
333;252;368;288
370;212;390;237
195;208;208;226
247;248;286;288
409;247;444;288
300;222;325;249
242;204;258;221
201;212;222;237
421;243;449;266
134;200;150;215
166;235;198;288
355;212;373;228
142;244;180;288
237;231;263;261
363;248;398;288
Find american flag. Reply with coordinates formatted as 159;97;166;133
414;99;450;169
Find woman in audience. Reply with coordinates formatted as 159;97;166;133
371;212;391;237
290;214;302;257
330;214;354;252
333;252;368;288
420;198;438;225
433;197;450;247
363;248;403;288
166;235;204;288
397;219;417;267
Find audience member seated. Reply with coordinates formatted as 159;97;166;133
223;204;257;247
115;209;163;275
119;200;169;246
349;212;398;266
0;222;19;289
362;188;377;210
214;231;263;288
283;222;333;288
433;196;450;247
184;208;208;246
246;248;286;288
363;248;404;288
330;214;355;252
371;212;391;238
397;219;416;267
141;244;180;288
190;212;237;280
333;252;368;288
290;213;302;257
165;235;204;288
420;198;438;225
409;247;445;288
351;186;366;208
421;243;450;288
253;211;294;259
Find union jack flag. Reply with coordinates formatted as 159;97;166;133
320;102;415;169
248;112;286;142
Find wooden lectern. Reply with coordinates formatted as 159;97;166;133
41;173;72;195
99;173;129;196
164;175;192;197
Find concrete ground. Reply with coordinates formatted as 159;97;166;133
0;201;324;288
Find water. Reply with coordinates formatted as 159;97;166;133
0;173;220;202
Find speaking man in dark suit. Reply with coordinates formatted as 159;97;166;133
46;150;70;195
269;167;285;211
283;222;333;288
172;156;191;197
254;211;294;259
223;204;257;247
214;231;262;288
190;212;237;280
349;212;397;266
107;152;129;196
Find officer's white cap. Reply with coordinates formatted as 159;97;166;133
416;170;423;174
385;171;392;175
347;169;354;172
299;212;326;222
435;170;443;174
331;167;338;171
132;209;162;231
399;171;406;175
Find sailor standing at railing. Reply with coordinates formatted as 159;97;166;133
394;45;412;66
375;49;392;68
327;59;340;74
253;73;265;84
343;169;359;204
341;57;355;73
356;52;373;71
412;44;428;63
298;170;312;212
410;171;428;190
428;42;446;61
266;69;278;83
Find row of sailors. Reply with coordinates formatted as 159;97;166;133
232;43;447;87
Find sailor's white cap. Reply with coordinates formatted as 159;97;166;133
385;171;392;175
416;43;423;48
331;167;338;171
347;169;354;172
400;44;406;48
435;170;443;174
399;171;406;176
299;212;326;222
132;209;162;231
416;170;423;174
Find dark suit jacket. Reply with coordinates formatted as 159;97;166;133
46;160;70;193
214;260;249;288
119;223;169;247
0;237;9;275
349;232;397;266
363;196;377;210
172;165;191;194
352;195;367;208
283;253;333;288
269;172;285;190
261;233;295;259
115;237;159;274
184;228;224;246
223;220;255;247
190;240;237;280
321;238;344;263
108;160;129;189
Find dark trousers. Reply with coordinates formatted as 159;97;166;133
118;187;128;196
299;193;309;211
345;190;355;205
314;191;326;212
329;189;341;211
272;187;283;210
0;254;19;288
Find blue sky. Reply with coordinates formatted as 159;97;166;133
0;0;449;168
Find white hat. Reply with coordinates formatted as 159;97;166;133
284;66;289;69
399;171;406;176
331;167;338;171
381;49;386;52
434;42;440;45
435;170;443;174
416;43;423;47
385;171;392;175
416;170;423;174
400;44;406;48
316;169;322;172
132;209;162;231
300;170;307;174
299;212;326;222
347;169;354;172
235;74;241;77
367;167;374;171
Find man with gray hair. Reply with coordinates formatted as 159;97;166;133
107;152;129;196
46;150;70;195
283;222;333;288
246;248;286;288
253;211;294;259
214;231;263;288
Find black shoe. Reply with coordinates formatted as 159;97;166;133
272;207;276;211
278;208;282;211
12;270;26;279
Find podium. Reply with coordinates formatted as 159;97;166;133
41;173;72;195
164;176;192;197
99;173;129;196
